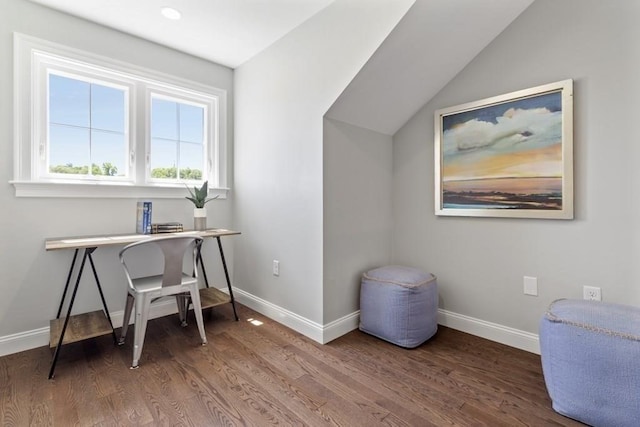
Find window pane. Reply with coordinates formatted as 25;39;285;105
91;84;125;132
150;96;207;181
151;98;178;140
49;124;90;174
179;104;204;143
179;141;203;180
49;74;90;127
92;130;126;176
150;138;178;179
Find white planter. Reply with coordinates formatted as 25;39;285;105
194;207;207;231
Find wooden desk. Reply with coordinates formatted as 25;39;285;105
45;228;241;379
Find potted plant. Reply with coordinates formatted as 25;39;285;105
186;181;218;230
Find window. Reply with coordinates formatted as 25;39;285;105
12;33;228;198
149;95;207;182
47;72;129;180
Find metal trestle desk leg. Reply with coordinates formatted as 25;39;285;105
49;247;116;379
197;237;239;321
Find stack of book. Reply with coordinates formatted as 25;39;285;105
151;222;184;234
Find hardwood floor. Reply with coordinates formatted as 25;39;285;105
0;303;584;426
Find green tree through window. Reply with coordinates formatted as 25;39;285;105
50;162;119;176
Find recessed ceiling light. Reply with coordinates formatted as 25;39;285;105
161;7;182;20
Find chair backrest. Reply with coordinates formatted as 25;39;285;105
119;235;203;289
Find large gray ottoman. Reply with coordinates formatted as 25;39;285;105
359;265;438;348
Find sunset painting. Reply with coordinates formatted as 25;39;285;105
435;80;573;219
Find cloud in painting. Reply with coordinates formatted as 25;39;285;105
443;107;561;157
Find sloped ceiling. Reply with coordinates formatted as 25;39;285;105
325;0;534;136
26;0;336;68
26;0;534;134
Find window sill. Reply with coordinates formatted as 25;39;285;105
10;181;229;199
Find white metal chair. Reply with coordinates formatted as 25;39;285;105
118;235;207;368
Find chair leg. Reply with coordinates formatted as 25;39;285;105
189;286;207;345
119;293;134;345
175;294;188;327
131;294;151;369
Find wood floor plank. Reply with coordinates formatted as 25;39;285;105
173;349;289;426
279;338;460;425
295;373;393;427
68;357;114;426
0;352;30;427
350;328;554;413
274;337;436;427
0;303;585;426
189;344;307;426
223;316;316;379
214;332;328;417
336;330;514;416
167;357;250;426
458;400;526;427
285;339;478;426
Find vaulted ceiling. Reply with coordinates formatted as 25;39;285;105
325;0;535;135
27;0;336;68
27;0;534;135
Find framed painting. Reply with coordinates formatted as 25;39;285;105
434;79;573;219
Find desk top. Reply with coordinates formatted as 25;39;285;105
45;229;241;251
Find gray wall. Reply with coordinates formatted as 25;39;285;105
323;118;393;323
0;0;234;342
392;0;640;336
233;0;412;328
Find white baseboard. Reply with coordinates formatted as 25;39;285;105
231;289;540;352
231;288;360;344
323;311;360;343
0;326;50;357
231;288;325;342
0;289;540;357
438;309;540;354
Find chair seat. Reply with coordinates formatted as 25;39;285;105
131;273;196;293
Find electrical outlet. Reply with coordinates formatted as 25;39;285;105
583;286;601;301
523;276;538;296
273;260;280;276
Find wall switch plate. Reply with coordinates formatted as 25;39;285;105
523;276;538;296
273;260;280;276
583;286;601;301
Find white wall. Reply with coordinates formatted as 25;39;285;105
392;0;640;345
233;0;413;332
0;0;234;352
323;118;393;323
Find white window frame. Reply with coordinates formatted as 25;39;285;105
12;33;228;199
38;59;135;183
146;87;216;185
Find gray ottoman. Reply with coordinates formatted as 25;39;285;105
359;265;438;348
539;299;640;426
